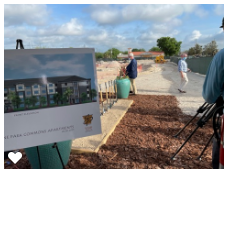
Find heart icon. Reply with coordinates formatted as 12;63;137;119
8;151;22;164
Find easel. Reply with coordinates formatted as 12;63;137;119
16;39;65;169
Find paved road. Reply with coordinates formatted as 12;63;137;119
136;61;206;116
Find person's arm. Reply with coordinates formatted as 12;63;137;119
202;50;224;104
126;60;132;73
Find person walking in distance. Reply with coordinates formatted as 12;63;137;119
178;53;191;93
126;53;138;95
202;17;224;169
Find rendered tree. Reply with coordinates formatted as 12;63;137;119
59;94;68;104
80;92;87;102
157;37;182;56
90;89;97;100
63;88;73;104
53;93;61;105
29;96;38;107
8;92;21;109
25;97;31;109
40;96;47;107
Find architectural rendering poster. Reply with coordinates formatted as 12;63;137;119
4;48;101;151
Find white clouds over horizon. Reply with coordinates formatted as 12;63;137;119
4;4;224;52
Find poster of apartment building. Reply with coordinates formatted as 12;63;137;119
4;48;101;151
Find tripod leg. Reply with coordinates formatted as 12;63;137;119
197;133;214;160
173;102;210;138
171;126;199;160
173;112;198;138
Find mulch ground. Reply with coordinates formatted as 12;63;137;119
4;94;213;169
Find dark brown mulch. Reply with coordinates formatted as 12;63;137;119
4;95;213;169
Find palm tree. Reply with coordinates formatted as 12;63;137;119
53;93;61;105
63;88;73;104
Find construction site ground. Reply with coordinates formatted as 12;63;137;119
4;60;213;169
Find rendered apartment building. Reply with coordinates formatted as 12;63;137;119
4;75;92;112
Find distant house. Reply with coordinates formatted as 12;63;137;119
4;75;92;112
117;51;164;60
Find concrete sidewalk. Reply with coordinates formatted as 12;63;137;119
136;61;205;115
72;61;206;153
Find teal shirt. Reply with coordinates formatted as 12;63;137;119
202;48;224;104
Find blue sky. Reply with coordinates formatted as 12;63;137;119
3;3;224;53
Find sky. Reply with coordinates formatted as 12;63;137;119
4;49;97;89
3;3;225;53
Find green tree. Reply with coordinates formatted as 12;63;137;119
132;48;146;52
29;96;38;107
90;89;97;100
157;37;182;56
104;48;120;59
25;97;31;109
194;44;203;55
188;47;196;55
95;52;104;59
40;96;47;107
60;95;68;104
81;92;87;102
63;88;73;103
8;92;21;109
203;40;218;56
149;47;162;52
53;93;61;105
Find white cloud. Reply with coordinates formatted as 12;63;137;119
213;4;224;15
87;4;198;25
57;18;83;36
4;4;50;26
189;30;202;41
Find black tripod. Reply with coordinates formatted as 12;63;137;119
16;39;24;49
171;101;223;160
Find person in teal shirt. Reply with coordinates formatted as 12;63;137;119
202;17;224;169
202;48;224;103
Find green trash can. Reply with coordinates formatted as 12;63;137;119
24;140;72;169
116;78;131;98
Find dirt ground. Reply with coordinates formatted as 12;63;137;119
4;60;214;169
4;94;213;169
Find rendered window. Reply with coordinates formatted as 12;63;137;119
49;84;53;87
26;86;31;90
41;90;46;94
4;88;8;93
26;91;31;96
33;85;39;89
49;89;54;93
9;87;15;91
34;91;39;95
